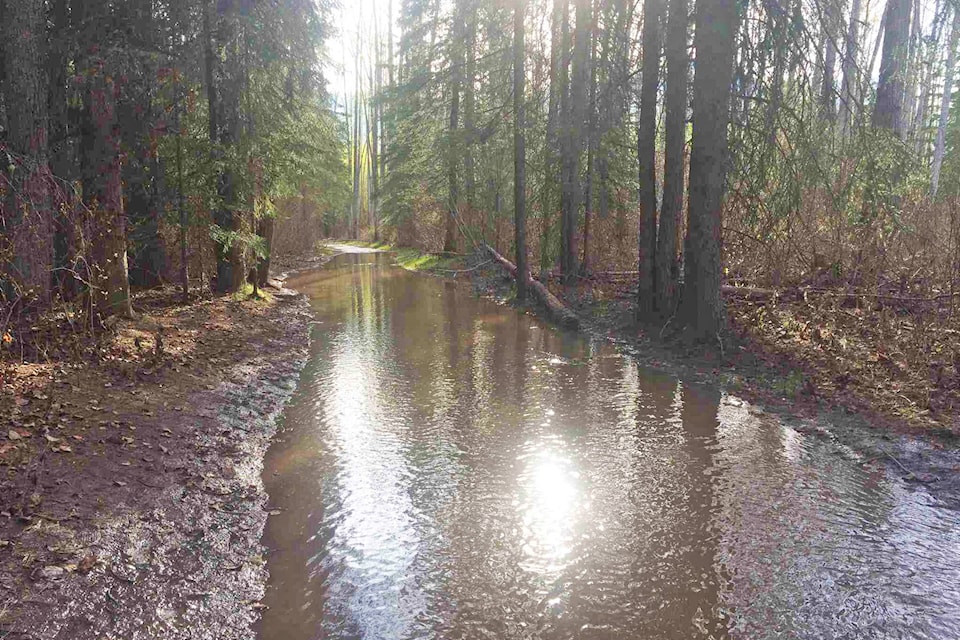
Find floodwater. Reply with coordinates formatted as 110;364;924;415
258;252;960;640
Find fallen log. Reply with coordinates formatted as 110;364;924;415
484;245;580;329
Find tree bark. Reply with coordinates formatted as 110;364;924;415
638;0;665;316
931;6;959;197
872;0;911;136
581;0;600;274
840;0;863;137
558;0;574;280
657;0;688;317
444;0;463;253
820;0;839;121
120;0;167;289
684;0;739;338
540;0;564;275
80;49;133;318
464;0;478;212
562;0;590;285
0;0;53;305
514;0;528;302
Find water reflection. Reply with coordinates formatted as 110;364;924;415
259;252;960;640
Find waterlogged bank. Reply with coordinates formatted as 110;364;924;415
259;252;960;640
0;286;312;640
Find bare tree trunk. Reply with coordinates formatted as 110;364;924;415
514;0;529;301
464;0;478;213
840;0;863;137
657;0;688;316
638;0;665;316
684;0;739;338
902;0;922;136
931;6;959;197
873;0;911;136
205;0;243;293
0;0;52;305
581;0;599;274
540;0;564;275
820;0;839;121
80;48;132;317
353;74;362;240
444;0;463;253
562;0;590;285
558;0;574;280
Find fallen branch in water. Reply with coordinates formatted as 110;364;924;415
434;259;493;275
484;245;580;329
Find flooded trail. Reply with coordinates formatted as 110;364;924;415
258;252;960;640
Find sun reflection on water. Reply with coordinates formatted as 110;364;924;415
517;438;581;575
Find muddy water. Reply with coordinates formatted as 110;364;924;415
259;252;960;640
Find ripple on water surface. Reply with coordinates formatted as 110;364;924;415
258;253;960;640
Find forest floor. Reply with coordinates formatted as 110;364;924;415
340;241;960;508
0;271;318;638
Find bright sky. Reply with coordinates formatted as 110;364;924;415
329;0;393;109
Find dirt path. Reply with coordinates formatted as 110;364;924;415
0;272;320;638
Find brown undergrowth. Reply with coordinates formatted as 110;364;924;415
547;273;960;437
725;288;960;435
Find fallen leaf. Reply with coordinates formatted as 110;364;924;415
114;480;127;487
52;444;73;453
7;430;22;441
77;553;97;573
44;434;61;443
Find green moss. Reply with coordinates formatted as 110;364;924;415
334;240;395;251
233;283;272;302
772;370;806;397
393;248;464;272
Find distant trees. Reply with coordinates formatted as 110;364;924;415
0;0;345;332
11;0;959;341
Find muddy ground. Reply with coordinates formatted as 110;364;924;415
0;280;313;639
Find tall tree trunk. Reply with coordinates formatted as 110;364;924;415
540;0;564;275
371;32;382;244
581;0;599;274
657;0;688;316
840;0;863;137
820;0;839;121
48;0;77;299
444;1;463;253
638;0;665;316
464;0;478;212
902;0;922;136
353;78;362;240
514;0;529;302
562;0;590;285
684;0;739;338
558;0;573;278
121;0;167;289
931;6;959;197
80;48;133;318
0;0;52;305
205;0;244;293
872;0;911;136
